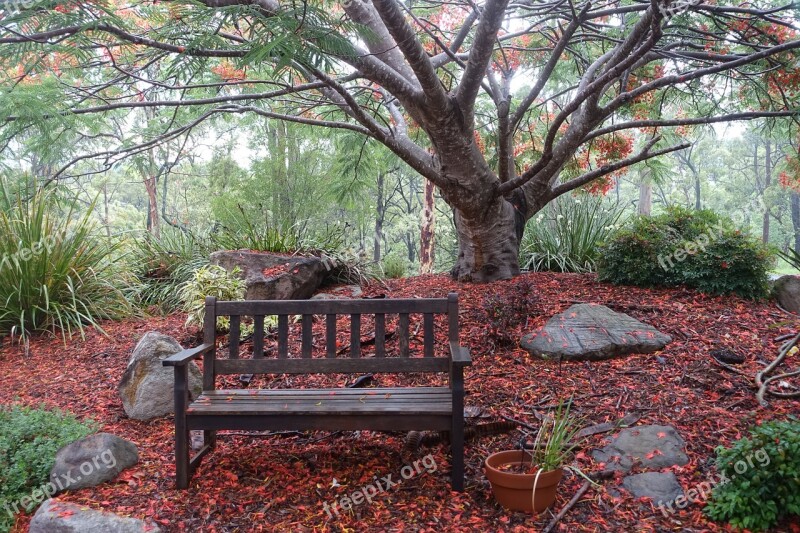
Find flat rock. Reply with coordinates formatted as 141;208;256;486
50;433;138;492
772;275;800;314
30;500;160;533
211;250;329;300
311;285;363;300
622;472;684;505
520;303;671;361
592;425;688;472
118;332;202;420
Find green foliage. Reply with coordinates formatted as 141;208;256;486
0;188;131;341
481;277;538;345
777;247;800;272
705;418;800;532
212;214;303;253
0;404;98;531
127;229;211;313
520;195;626;273
528;397;583;472
380;254;408;279
598;207;773;299
179;265;246;331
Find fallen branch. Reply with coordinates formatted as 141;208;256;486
756;332;800;407
542;480;591;533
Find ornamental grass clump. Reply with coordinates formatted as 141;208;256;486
0;188;131;341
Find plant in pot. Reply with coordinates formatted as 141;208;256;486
485;398;584;513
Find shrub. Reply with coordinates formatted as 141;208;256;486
127;229;211;313
179;264;246;331
482;277;538;345
0;404;98;531
705;418;800;531
598;207;773;299
520;195;626;273
381;254;408;279
0;188;131;341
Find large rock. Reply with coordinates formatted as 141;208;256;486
592;425;689;472
622;472;684;505
520;303;671;361
210;250;329;300
118;332;202;420
772;275;800;313
50;433;138;493
30;500;160;533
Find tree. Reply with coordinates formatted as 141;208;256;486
2;0;799;281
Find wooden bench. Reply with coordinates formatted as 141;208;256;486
163;292;471;491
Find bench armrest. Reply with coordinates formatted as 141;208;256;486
162;343;214;367
449;342;472;367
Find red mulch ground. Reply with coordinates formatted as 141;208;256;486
2;272;799;532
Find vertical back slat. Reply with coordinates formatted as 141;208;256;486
202;296;216;390
302;314;313;358
326;314;337;358
278;315;288;358
423;313;435;357
375;313;386;358
253;315;264;359
399;313;409;357
229;315;240;359
350;314;361;358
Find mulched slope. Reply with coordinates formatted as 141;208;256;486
1;272;798;532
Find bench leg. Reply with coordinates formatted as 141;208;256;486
174;366;191;489
450;417;465;492
175;420;190;489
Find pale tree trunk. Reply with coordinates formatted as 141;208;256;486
144;175;159;238
638;170;652;216
373;172;385;262
419;179;435;274
762;139;772;244
792;191;800;252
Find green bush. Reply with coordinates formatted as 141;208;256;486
705;418;800;531
598;207;773;299
127;229;211;312
520;195;626;273
0;404;97;531
380;254;408;279
179;264;246;331
0;188;131;340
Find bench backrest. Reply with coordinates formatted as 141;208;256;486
201;293;460;388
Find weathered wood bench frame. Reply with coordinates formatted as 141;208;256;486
163;293;471;491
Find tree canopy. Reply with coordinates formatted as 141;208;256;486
1;0;799;280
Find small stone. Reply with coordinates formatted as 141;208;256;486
772;275;800;314
710;348;745;365
50;433;138;492
622;472;684;505
592;425;689;473
30;500;160;533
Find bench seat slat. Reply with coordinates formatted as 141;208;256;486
186;388;452;416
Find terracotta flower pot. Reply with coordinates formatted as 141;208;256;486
484;450;563;513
